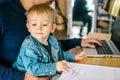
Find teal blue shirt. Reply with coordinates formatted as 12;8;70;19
13;35;76;76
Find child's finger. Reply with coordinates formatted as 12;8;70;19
62;66;69;72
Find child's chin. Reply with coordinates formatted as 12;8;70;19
37;37;43;39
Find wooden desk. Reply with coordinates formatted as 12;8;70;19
76;57;120;68
76;32;120;68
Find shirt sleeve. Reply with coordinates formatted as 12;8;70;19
63;51;76;62
58;38;82;51
0;6;25;80
0;64;25;80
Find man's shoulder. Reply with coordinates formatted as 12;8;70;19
0;0;15;11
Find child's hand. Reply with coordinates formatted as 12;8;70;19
75;51;87;61
56;60;69;72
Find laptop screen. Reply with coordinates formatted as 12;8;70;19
111;18;120;42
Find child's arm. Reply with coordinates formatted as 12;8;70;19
13;46;57;76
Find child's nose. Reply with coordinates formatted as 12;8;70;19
37;26;42;30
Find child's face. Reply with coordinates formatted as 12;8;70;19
27;13;56;40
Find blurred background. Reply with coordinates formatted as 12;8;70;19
1;0;120;41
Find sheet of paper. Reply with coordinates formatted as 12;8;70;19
59;62;120;80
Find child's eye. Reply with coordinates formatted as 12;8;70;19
42;24;48;26
31;23;37;26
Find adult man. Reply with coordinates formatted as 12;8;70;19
0;0;101;80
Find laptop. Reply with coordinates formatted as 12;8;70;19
83;36;120;57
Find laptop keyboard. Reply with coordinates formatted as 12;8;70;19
95;40;114;55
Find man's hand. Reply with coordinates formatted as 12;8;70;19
81;38;102;48
24;72;51;80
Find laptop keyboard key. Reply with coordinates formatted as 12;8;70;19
95;40;114;55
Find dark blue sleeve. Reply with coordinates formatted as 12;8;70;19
58;38;82;51
0;9;25;80
0;64;25;80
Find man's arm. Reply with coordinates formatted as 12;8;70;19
58;38;102;51
0;64;25;80
0;65;52;80
0;12;25;80
58;38;81;51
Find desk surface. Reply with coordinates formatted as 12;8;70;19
76;57;120;68
76;32;120;68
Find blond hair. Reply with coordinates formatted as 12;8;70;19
26;4;55;23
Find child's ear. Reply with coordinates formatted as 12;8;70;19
51;24;56;33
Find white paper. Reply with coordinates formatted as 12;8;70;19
59;62;120;80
